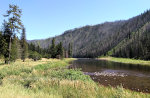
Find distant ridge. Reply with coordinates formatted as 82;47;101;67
29;10;150;59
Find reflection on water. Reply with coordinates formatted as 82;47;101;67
69;59;150;93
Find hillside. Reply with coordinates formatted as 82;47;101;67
30;10;150;58
110;21;150;60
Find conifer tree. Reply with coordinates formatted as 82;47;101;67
68;43;72;58
4;4;23;63
0;31;7;59
50;38;56;58
10;35;18;61
21;27;28;62
16;36;22;59
2;21;11;63
56;42;63;58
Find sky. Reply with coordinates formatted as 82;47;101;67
0;0;150;40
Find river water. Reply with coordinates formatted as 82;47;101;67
69;59;150;93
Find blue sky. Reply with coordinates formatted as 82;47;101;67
0;0;150;40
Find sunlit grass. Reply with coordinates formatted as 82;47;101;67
99;56;150;66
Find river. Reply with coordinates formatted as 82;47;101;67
69;59;150;93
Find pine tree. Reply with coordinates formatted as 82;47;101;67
2;21;11;63
0;31;3;58
56;42;63;59
16;36;22;59
4;4;23;63
10;35;18;61
68;43;72;58
21;27;28;62
50;38;56;58
0;31;7;59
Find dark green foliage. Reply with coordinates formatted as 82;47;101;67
0;21;23;63
28;38;66;59
10;35;18;62
68;43;72;58
20;27;28;62
28;51;42;61
28;43;46;58
50;38;56;58
56;42;64;58
0;31;7;59
112;22;150;60
2;21;11;63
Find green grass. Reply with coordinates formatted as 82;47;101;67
0;58;150;98
99;56;150;66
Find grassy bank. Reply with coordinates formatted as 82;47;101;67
0;58;150;98
99;56;150;66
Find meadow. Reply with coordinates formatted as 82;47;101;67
0;58;150;98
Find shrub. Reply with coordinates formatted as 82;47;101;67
29;51;42;61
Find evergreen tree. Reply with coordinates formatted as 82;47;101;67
10;35;18;61
4;4;23;63
16;36;22;59
0;31;7;59
68;43;72;58
56;42;63;58
28;43;36;52
47;46;51;58
50;38;56;58
21;27;28;62
2;21;11;63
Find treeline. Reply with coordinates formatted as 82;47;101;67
28;38;72;60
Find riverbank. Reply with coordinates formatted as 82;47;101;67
0;58;150;98
99;56;150;66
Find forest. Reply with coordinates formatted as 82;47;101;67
30;10;150;59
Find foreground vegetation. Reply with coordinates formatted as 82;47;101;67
99;56;150;66
0;58;149;98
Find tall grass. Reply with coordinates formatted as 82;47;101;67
0;58;149;98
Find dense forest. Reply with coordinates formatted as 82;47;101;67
111;22;150;60
30;10;150;59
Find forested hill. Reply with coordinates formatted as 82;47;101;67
29;10;150;58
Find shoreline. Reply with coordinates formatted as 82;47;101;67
99;57;150;66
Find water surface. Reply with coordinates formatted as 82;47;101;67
69;59;150;93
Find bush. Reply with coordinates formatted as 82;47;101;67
43;54;51;59
29;51;42;61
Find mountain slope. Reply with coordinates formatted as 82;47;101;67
30;10;150;58
110;22;150;60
